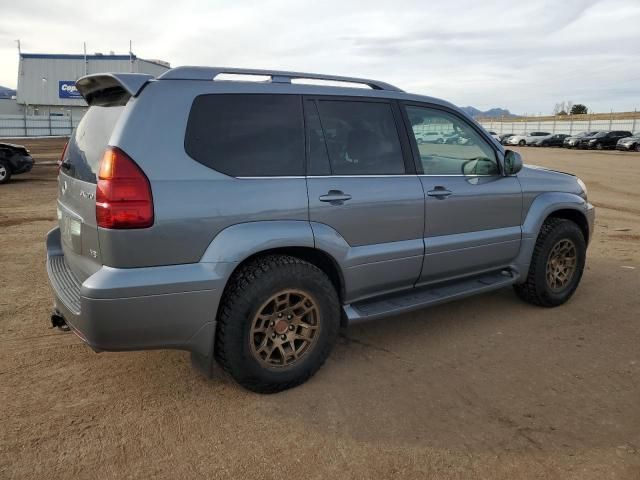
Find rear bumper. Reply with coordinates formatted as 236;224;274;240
45;227;233;357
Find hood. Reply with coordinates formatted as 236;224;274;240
522;163;575;177
619;135;640;141
0;142;29;154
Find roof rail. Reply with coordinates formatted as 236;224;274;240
157;66;403;92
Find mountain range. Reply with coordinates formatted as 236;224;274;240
0;85;17;99
460;106;517;118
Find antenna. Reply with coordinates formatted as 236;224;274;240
16;39;21;55
129;40;133;72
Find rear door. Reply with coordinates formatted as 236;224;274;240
58;106;124;281
401;103;523;284
305;97;425;302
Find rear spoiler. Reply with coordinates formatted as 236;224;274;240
76;73;153;106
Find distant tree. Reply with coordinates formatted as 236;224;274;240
570;104;588;115
553;100;574;115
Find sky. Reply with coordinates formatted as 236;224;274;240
1;0;639;115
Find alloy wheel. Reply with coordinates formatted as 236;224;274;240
249;289;321;369
545;239;577;291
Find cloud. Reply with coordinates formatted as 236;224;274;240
1;0;639;113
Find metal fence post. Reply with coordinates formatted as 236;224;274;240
23;107;28;137
48;113;52;136
632;110;637;133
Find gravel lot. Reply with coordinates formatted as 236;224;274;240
1;139;639;479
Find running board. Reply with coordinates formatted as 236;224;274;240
345;270;518;323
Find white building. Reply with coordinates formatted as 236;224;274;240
16;52;170;117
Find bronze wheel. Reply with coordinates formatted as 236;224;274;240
249;289;321;369
514;218;586;307
545;239;577;291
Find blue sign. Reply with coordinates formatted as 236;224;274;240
58;81;82;99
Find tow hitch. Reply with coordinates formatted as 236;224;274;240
51;311;70;332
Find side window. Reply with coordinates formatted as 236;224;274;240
304;100;331;176
404;105;499;176
314;100;405;175
185;94;304;177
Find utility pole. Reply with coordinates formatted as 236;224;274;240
84;42;88;76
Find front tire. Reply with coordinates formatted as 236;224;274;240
514;218;586;307
0;160;11;185
518;139;526;146
215;255;340;393
634;143;640;152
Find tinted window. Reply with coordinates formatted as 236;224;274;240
405;105;499;176
305;100;331;176
63;106;124;184
185;94;304;177
314;100;405;175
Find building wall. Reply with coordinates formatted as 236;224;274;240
16;54;169;110
0;98;24;115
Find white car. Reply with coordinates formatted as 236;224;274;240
488;130;500;142
414;131;446;144
506;131;552;146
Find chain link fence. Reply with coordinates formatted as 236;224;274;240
478;112;640;136
0;113;82;138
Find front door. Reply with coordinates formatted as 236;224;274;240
402;103;523;284
305;97;425;302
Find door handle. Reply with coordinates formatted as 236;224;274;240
427;187;452;199
319;190;352;205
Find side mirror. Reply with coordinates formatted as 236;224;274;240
504;150;523;175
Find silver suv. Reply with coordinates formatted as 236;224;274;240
46;67;595;393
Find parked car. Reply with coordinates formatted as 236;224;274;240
563;132;598;148
488;130;500;141
577;130;632;150
499;133;514;145
616;132;640;152
506;132;552;146
529;134;570;147
46;67;595;393
0;142;34;184
414;131;445;144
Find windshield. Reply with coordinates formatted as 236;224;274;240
593;132;606;138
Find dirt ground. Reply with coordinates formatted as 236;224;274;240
1;140;639;479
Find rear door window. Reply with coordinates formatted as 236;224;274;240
313;99;405;175
185;94;305;177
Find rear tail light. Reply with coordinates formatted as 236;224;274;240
58;141;69;173
95;147;154;229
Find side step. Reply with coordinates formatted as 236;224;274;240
345;270;518;323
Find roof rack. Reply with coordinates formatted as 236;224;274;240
157;66;403;92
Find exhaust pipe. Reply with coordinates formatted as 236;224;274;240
51;311;70;332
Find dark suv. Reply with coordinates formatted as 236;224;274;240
578;130;632;150
46;67;594;393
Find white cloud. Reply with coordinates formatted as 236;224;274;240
1;0;639;113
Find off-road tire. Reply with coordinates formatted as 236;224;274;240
514;218;586;307
215;255;340;393
0;160;12;185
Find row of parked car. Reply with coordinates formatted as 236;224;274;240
487;130;640;151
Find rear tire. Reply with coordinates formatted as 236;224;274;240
215;255;340;393
0;160;11;185
514;218;586;307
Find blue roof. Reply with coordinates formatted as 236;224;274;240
21;53;138;61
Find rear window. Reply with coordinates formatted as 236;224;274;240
185;94;304;177
63;106;124;184
313;99;405;175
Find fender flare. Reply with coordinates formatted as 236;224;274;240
200;220;316;263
